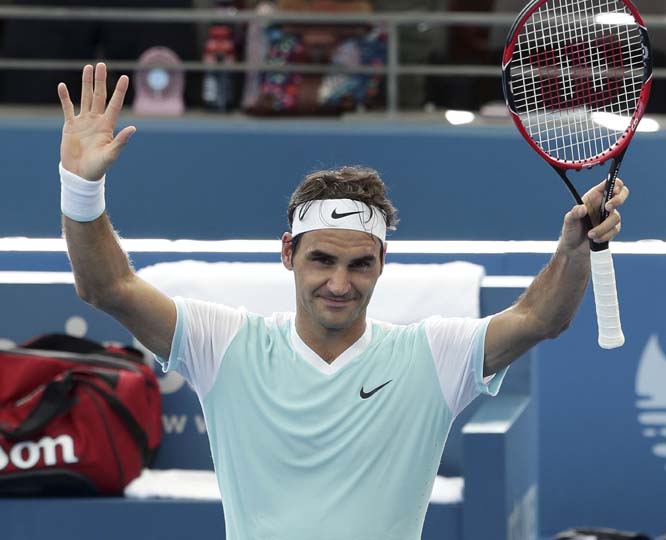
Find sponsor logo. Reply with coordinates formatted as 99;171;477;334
0;435;79;470
635;334;666;469
162;414;208;435
360;380;392;399
331;209;363;220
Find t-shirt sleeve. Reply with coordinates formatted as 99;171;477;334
154;296;246;398
424;315;508;418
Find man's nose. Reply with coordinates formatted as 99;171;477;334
327;266;352;296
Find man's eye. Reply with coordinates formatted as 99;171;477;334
351;260;371;269
314;257;334;265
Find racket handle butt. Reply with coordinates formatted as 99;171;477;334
598;333;625;350
590;248;624;350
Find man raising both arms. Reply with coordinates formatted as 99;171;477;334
59;63;628;540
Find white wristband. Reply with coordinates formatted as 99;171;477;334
60;162;106;222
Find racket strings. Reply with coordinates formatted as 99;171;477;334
510;0;645;163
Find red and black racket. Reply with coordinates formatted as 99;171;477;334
502;0;652;349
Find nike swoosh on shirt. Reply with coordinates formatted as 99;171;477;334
360;380;393;399
331;209;363;219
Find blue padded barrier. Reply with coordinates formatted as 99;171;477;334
1;498;469;540
3;499;225;540
463;395;537;540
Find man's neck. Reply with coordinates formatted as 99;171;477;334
295;314;367;364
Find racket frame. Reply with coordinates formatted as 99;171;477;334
502;0;653;172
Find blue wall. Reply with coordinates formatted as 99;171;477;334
3;115;666;241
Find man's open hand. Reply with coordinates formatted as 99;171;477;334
58;63;135;181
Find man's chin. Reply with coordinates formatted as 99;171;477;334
318;318;352;332
317;311;361;332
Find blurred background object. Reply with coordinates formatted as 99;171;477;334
133;46;185;115
241;0;385;115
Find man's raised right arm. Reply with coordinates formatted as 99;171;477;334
60;63;176;359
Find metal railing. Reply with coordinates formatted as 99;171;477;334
0;6;664;114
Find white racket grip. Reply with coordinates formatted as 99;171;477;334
590;248;625;349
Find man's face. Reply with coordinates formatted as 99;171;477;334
282;229;385;333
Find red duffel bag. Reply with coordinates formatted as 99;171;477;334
0;334;162;496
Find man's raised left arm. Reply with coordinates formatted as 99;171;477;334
483;178;630;376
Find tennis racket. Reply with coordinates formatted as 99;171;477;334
502;0;652;349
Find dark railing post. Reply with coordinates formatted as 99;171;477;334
387;21;399;116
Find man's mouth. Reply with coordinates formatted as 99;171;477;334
319;296;355;307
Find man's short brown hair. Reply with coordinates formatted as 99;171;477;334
287;166;399;232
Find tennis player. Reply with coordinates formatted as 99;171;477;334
58;63;628;540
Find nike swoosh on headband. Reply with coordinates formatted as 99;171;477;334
331;209;363;219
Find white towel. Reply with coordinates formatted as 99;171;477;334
125;469;221;500
124;469;464;505
137;261;484;321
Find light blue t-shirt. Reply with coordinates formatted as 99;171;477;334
158;297;507;540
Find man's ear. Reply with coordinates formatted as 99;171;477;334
379;240;388;274
281;232;294;271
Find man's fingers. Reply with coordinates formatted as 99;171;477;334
80;64;94;115
103;126;135;166
584;177;629;217
613;177;625;193
589;210;621;242
58;83;75;122
91;62;107;115
564;204;588;225
105;75;129;124
113;125;136;150
604;184;630;213
590;222;622;243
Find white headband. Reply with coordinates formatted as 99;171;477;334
291;199;387;242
